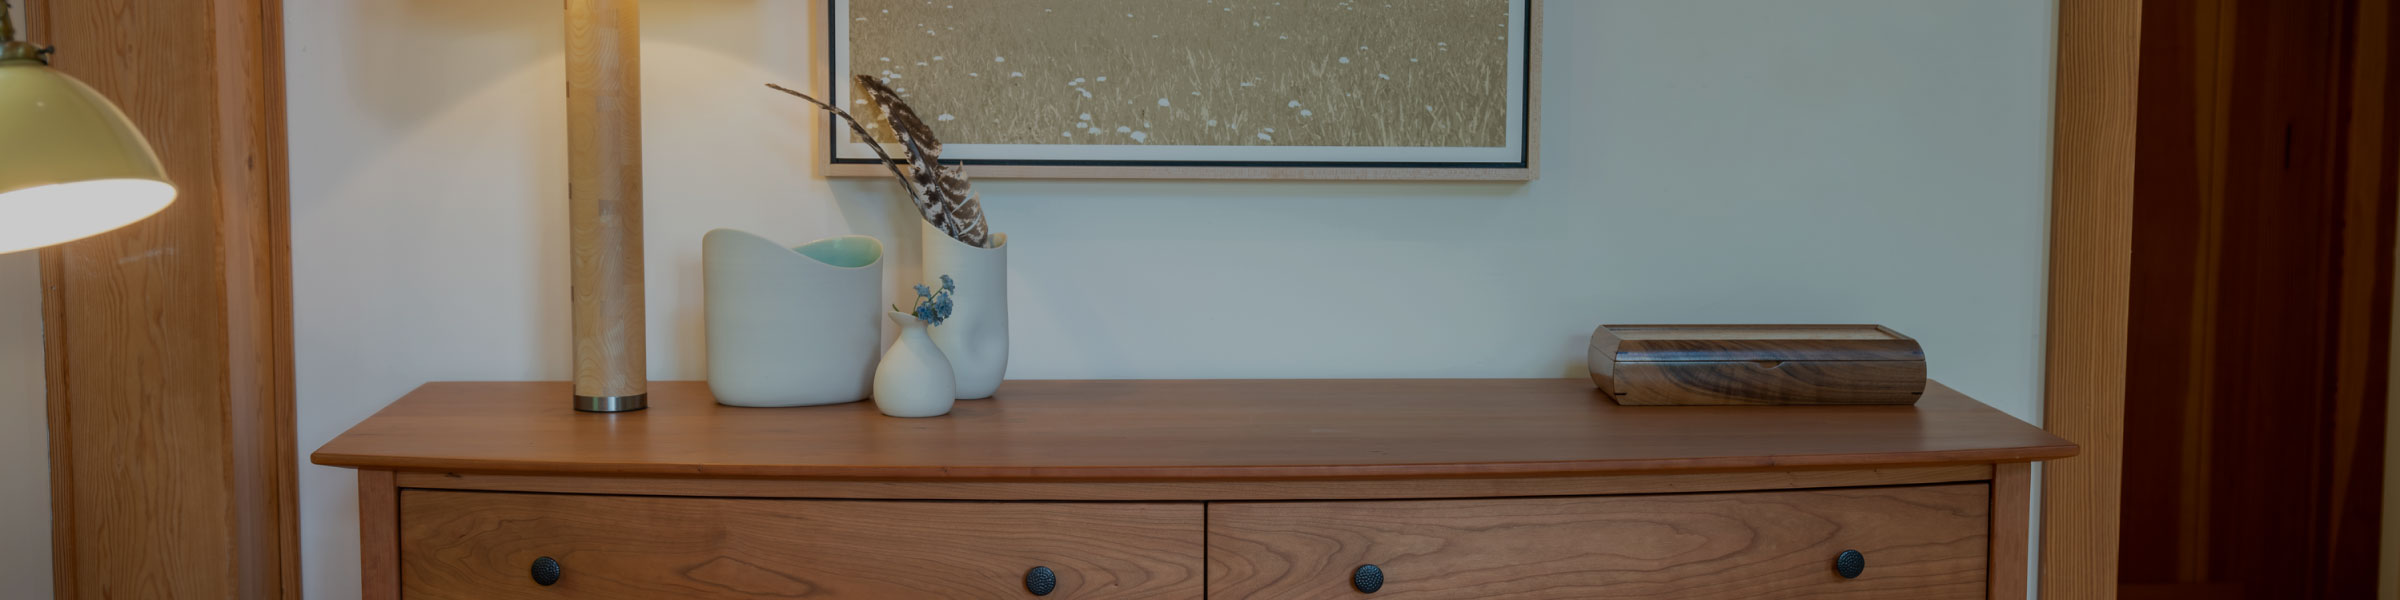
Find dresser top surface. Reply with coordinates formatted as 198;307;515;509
310;379;2074;480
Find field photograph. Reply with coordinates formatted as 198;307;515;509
840;0;1517;150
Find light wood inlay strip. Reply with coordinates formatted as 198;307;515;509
2043;1;2141;598
395;465;1994;501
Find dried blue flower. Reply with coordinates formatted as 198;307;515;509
900;273;958;327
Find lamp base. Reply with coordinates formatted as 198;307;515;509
573;393;648;413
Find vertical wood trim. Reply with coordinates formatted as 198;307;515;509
2043;1;2142;599
1991;462;2032;600
2331;0;2398;591
30;0;296;597
566;0;647;401
357;470;399;600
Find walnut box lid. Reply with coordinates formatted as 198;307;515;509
1588;324;1928;406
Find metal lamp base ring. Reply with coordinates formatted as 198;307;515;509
574;393;649;413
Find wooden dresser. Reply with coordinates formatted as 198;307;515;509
313;379;2074;599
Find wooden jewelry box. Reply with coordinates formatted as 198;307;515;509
1589;324;1929;405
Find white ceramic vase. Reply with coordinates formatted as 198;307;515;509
874;311;956;417
922;221;1008;399
703;230;883;407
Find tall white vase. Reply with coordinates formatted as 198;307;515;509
921;220;1008;399
703;230;883;407
874;311;956;418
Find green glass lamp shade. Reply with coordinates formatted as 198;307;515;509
0;57;174;254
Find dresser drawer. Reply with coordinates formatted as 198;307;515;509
1207;484;1990;599
398;491;1205;599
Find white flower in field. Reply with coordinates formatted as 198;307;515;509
1265;127;1275;133
1287;100;1301;107
968;73;980;77
1097;76;1107;82
1300;109;1312;117
1360;46;1369;50
1206;119;1218;126
1063;132;1072;137
1079;113;1092;120
1088;127;1103;134
888;73;903;79
1257;132;1272;141
1117;126;1132;133
1438;42;1448;46
1279;35;1288;40
896;88;906;93
1411;58;1419;62
1078;88;1092;98
933;56;944;61
1241;82;1255;87
1158;98;1171;107
916;62;928;66
1338;57;1350;64
1077;121;1090;128
937;114;955;122
1131;131;1148;142
1010;72;1024;77
995;56;1006;62
1378;73;1390;80
1424;105;1434;112
879;57;891;62
1192;91;1202;96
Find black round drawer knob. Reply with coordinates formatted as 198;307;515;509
1025;566;1057;596
530;556;562;586
1834;549;1866;579
1353;564;1384;593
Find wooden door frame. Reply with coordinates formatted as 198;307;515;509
28;0;298;597
2043;1;2140;598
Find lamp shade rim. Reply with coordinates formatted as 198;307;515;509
0;178;176;254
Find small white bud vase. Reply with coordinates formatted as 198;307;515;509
922;220;1008;399
874;311;957;418
703;230;882;407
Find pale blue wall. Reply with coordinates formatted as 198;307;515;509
286;1;2056;596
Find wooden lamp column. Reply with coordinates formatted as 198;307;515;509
565;0;646;412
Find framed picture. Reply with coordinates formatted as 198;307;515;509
822;0;1540;181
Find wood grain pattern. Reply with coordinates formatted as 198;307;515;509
359;470;398;600
2043;1;2141;598
394;465;1996;502
566;0;646;400
812;2;1540;182
1206;484;1990;599
399;491;1205;599
310;379;2073;480
1608;361;1927;406
1991;462;2030;599
2119;0;2395;595
31;0;297;597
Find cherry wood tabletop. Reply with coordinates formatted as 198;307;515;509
310;379;2074;480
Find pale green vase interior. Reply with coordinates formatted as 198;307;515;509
793;236;882;268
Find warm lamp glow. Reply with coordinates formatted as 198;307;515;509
0;179;174;253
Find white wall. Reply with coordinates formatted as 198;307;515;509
0;4;57;597
287;1;2057;597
